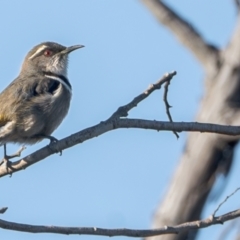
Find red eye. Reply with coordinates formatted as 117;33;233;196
44;50;52;57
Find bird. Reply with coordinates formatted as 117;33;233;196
0;41;84;167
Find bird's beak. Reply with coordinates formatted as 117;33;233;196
60;45;84;55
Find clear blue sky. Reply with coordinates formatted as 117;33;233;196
1;1;239;240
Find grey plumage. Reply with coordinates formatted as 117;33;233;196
0;42;83;146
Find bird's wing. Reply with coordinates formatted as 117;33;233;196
0;74;60;103
0;115;11;127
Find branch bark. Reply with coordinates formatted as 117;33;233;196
141;0;220;73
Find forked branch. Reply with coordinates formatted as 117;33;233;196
1;72;240;177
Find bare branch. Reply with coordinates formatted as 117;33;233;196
108;71;177;120
0;71;176;177
116;119;240;136
0;209;240;237
141;0;220;72
1;71;240;177
1;119;240;177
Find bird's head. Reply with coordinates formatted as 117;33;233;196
21;42;84;77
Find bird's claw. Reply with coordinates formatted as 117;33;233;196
0;158;13;177
46;136;62;156
0;145;26;177
5;146;26;160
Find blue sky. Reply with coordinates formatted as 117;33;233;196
0;1;239;240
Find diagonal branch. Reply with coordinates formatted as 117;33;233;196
2;71;240;177
0;209;239;237
0;71;176;177
141;0;220;72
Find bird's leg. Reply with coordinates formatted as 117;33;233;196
0;144;25;176
0;145;25;164
43;135;59;143
3;144;7;158
4;145;26;159
0;145;8;167
3;144;12;174
40;135;62;156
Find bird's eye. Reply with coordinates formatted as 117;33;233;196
44;50;53;57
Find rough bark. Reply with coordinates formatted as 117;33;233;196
141;1;240;239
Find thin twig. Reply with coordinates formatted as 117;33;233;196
163;80;179;138
213;187;240;216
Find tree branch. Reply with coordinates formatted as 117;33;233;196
1;119;240;177
2;71;240;177
0;71;174;177
0;209;239;237
140;0;220;72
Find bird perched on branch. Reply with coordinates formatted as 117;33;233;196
0;41;84;167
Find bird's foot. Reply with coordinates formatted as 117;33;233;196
5;145;26;160
43;135;62;156
0;145;26;177
44;135;59;143
0;158;13;177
